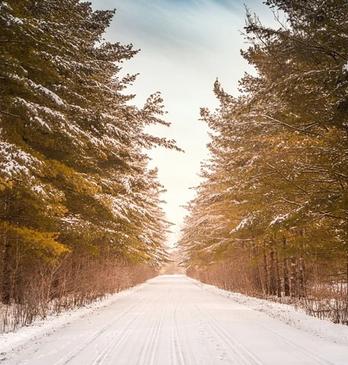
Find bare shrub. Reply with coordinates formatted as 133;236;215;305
0;259;157;333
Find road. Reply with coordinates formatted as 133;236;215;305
1;275;348;364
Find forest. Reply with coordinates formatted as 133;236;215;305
0;0;178;332
180;0;348;324
1;0;348;337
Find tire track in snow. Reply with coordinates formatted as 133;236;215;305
195;304;264;365
198;299;335;365
170;292;186;365
195;282;336;365
2;276;348;365
52;294;148;365
89;310;141;365
135;300;165;365
171;306;185;365
170;288;202;365
91;289;165;365
257;324;337;365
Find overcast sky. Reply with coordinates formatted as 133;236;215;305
90;0;275;247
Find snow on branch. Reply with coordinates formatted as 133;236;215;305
230;215;254;234
269;213;290;226
0;140;41;179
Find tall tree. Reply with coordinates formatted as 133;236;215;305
0;0;175;315
181;0;348;322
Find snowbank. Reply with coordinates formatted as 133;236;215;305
191;278;348;346
0;281;147;353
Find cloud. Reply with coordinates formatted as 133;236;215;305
94;0;244;52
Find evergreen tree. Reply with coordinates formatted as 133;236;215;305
180;0;348;322
0;0;175;316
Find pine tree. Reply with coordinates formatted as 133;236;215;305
180;0;348;322
0;0;176;316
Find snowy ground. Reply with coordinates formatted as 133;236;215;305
1;275;348;364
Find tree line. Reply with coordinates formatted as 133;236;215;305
0;0;176;331
180;0;348;324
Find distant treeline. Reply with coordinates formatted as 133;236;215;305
0;0;176;331
180;0;348;324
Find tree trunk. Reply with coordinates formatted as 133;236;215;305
290;256;297;298
298;257;305;298
263;243;269;295
269;247;277;296
2;232;11;304
275;250;282;298
283;237;290;297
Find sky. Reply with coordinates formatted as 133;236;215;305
90;0;276;247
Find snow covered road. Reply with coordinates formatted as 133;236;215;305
1;275;348;365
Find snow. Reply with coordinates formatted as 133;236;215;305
61;214;83;226
95;194;132;223
0;284;144;355
31;184;46;196
269;213;289;226
343;62;348;73
231;199;248;205
1;275;348;364
0;2;10;10
27;80;65;106
8;75;64;107
5;14;23;25
0;140;40;179
14;97;57;131
230;215;253;233
14;98;64;121
195;279;348;346
34;116;52;131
